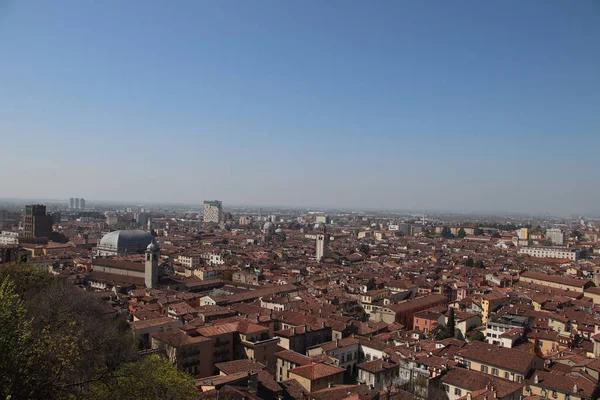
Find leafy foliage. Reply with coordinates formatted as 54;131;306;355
359;244;370;254
441;226;454;239
470;331;486;342
457;228;466;238
0;263;195;400
88;355;196;400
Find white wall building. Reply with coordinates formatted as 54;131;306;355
518;247;579;261
203;200;223;224
0;231;19;245
545;228;565;245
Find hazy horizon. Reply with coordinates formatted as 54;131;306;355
2;1;599;215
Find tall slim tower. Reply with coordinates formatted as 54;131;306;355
594;266;600;288
315;230;330;262
74;198;80;209
69;198;74;209
80;198;85;210
145;242;159;289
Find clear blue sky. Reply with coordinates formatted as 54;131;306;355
1;0;599;214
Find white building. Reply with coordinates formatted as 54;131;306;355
518;247;579;261
315;215;329;224
178;254;202;268
203;200;223;224
545;228;564;245
517;228;529;240
0;231;19;245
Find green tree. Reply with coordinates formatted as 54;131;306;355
446;308;456;338
0;277;35;398
464;257;474;268
88;355;196;400
474;260;484;269
394;231;404;238
492;231;501;238
430;324;451;340
0;264;196;400
457;228;466;238
571;230;583;240
474;227;484;236
441;226;453;239
470;331;486;342
359;244;370;254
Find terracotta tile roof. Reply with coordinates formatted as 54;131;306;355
521;271;591;288
457;342;538;375
386;294;447;313
356;359;397;374
442;367;522;396
280;379;310;400
151;330;212;347
289;363;344;380
215;359;265;375
275;350;312;366
93;258;146;272
530;370;595;398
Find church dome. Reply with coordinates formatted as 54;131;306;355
98;230;155;254
263;222;275;234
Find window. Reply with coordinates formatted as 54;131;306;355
454;388;462;396
481;365;488;373
504;372;510;379
492;368;498;376
443;384;449;393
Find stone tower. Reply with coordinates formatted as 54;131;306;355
145;242;159;289
316;229;330;262
594;266;600;287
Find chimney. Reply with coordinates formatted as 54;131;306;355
83;234;89;245
328;382;333;388
466;393;472;400
336;339;340;347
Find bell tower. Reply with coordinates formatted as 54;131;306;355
594;266;600;287
145;242;159;289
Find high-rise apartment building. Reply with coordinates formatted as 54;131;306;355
23;204;53;238
203;200;223;224
517;228;529;240
80;198;85;209
545;228;564;245
69;198;74;209
74;198;80;209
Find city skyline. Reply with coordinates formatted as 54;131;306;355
2;1;599;215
